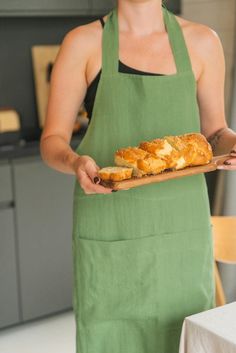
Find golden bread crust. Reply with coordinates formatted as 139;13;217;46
163;135;191;165
115;147;148;165
137;153;167;174
114;147;149;177
139;138;173;156
178;133;213;165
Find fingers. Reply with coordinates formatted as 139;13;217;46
225;158;236;165
85;160;101;184
217;164;236;170
217;156;236;170
78;169;113;194
230;148;236;156
75;156;131;194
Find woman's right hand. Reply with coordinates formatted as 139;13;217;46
73;155;114;194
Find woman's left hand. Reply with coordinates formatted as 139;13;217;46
217;145;236;170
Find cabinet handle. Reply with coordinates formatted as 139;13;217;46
0;200;15;209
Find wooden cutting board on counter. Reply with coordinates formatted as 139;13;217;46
31;45;60;128
100;153;231;190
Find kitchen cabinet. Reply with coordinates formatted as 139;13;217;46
0;0;118;16
0;0;179;17
0;0;90;16
12;156;74;321
0;162;12;204
0;204;20;328
91;0;116;14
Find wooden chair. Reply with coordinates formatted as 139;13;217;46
211;216;236;307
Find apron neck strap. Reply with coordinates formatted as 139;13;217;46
101;5;193;76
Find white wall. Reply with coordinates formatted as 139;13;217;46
182;0;236;120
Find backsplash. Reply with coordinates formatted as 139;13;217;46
0;16;97;142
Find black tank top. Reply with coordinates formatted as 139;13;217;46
84;17;165;121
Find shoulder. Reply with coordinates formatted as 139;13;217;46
59;17;106;58
174;13;224;62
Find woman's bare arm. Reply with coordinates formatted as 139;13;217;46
195;25;236;156
40;25;114;193
40;27;89;175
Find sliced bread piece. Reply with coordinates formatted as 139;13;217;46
98;166;133;182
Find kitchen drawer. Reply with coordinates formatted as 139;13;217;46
0;162;13;204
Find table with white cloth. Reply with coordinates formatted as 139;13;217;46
179;301;236;353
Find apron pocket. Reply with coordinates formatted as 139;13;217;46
76;233;161;323
74;225;214;327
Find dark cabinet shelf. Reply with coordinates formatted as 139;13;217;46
0;0;116;16
0;0;90;16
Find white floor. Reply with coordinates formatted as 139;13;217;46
0;310;76;353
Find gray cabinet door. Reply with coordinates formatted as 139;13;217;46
0;0;90;16
0;208;20;328
91;0;116;14
13;157;75;321
0;162;12;204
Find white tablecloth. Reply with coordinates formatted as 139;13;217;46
179;301;236;353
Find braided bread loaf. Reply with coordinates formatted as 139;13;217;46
98;132;213;181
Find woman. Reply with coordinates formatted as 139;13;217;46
40;0;236;352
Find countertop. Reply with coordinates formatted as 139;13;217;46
0;129;86;161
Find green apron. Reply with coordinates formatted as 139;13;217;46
72;5;216;353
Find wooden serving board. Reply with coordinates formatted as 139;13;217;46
100;153;231;190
